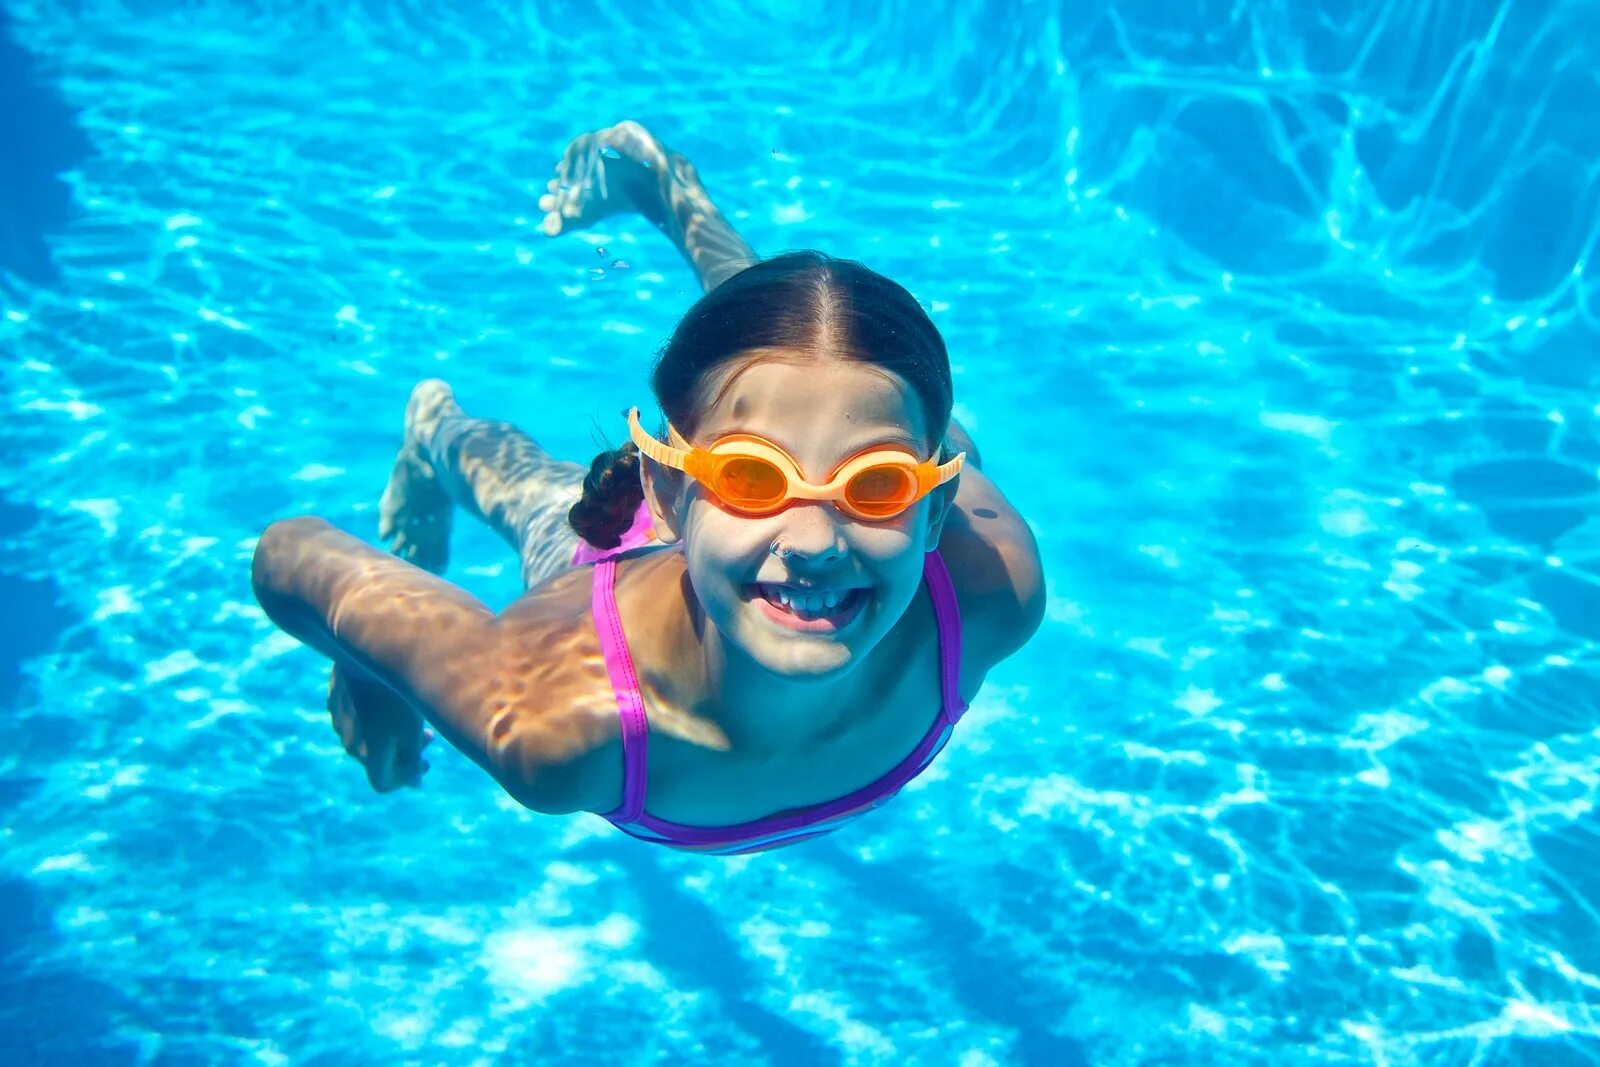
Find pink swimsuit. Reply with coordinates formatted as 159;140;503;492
573;501;968;855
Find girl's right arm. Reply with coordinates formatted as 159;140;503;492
251;517;587;808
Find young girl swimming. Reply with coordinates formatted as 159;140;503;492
250;121;1045;855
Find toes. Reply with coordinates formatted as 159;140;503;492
542;213;563;236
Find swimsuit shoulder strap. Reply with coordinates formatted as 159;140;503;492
592;558;649;822
925;550;968;723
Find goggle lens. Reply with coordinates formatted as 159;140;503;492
716;456;788;510
708;454;923;519
845;465;918;518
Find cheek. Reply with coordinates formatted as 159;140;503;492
684;504;766;560
853;518;922;563
859;524;932;602
681;512;763;605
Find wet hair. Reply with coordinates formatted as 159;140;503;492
567;250;954;548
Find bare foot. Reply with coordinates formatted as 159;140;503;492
378;379;458;573
537;120;674;237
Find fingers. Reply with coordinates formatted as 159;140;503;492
377;727;436;792
398;728;434;788
328;671;363;757
365;727;398;792
555;133;595;211
541;170;579;237
539;127;628;238
404;758;431;789
327;664;436;793
539;123;672;240
539;177;562;235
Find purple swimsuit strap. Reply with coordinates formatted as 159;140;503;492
592;557;652;822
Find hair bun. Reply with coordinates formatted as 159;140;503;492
567;443;645;549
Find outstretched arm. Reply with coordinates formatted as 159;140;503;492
252;517;540;798
538;121;757;293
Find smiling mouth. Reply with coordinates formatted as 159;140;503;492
745;583;867;621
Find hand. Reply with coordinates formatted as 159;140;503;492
327;663;435;792
538;120;676;236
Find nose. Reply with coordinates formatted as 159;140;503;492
770;502;846;565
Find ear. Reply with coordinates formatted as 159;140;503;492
639;455;686;545
924;474;958;546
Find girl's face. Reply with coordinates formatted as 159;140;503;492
641;355;952;681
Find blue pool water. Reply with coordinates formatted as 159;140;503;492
2;1;1597;1063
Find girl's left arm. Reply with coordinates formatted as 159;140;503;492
651;146;759;292
939;459;1046;663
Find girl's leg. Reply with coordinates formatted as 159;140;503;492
378;379;586;591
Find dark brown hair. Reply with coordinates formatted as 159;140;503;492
567;250;954;548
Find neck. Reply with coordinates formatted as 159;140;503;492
695;604;896;758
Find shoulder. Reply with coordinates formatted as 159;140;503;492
936;464;1046;669
484;566;624;813
485;555;689;816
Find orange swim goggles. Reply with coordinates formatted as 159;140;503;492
627;407;965;521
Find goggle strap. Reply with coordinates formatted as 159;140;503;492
922;451;966;494
627;407;690;472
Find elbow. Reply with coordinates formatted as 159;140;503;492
997;546;1047;658
251;516;330;621
1020;581;1046;645
494;735;602;817
499;765;590;816
253;517;328;576
251;521;290;610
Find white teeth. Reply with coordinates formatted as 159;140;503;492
759;584;854;617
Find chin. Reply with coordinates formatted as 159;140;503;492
757;639;861;680
725;601;874;682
